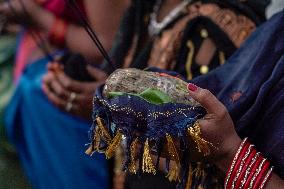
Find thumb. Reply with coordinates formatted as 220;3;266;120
187;83;225;115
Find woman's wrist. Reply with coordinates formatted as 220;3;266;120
215;134;242;173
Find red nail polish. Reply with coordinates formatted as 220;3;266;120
187;83;198;92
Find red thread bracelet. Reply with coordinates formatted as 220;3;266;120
48;17;68;48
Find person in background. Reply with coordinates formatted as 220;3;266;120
3;0;130;188
0;0;127;81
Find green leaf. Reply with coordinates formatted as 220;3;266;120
107;88;173;105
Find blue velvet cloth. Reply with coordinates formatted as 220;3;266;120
93;87;206;141
5;58;109;189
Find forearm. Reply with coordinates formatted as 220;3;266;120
29;0;129;62
30;8;105;60
265;174;284;189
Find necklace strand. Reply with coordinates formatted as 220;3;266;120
148;0;192;37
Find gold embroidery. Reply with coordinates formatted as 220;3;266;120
200;65;209;75
219;51;226;65
186;40;194;80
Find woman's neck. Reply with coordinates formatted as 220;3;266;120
157;0;183;22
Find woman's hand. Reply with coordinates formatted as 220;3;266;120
0;0;40;23
187;83;242;172
42;62;108;120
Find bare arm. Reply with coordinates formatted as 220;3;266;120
0;0;130;62
32;0;130;61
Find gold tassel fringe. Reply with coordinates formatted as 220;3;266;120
85;124;102;155
142;139;156;174
129;138;139;174
165;134;181;182
105;131;123;159
185;164;193;189
96;117;112;145
188;122;215;156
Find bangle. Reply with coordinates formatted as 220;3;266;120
252;161;270;189
48;17;68;47
248;158;267;189
231;144;254;189
259;167;274;189
243;157;263;189
224;138;248;188
225;138;274;189
239;152;259;188
234;148;256;188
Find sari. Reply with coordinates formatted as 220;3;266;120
0;34;31;189
192;10;284;178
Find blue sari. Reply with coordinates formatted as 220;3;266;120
192;10;284;178
5;58;109;189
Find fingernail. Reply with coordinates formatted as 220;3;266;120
187;83;198;92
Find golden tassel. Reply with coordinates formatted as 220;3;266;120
185;164;193;189
85;125;101;155
187;122;215;156
166;164;180;182
197;185;204;189
194;162;205;179
129;138;139;174
105;131;123;159
96;117;112;145
165;134;181;182
85;145;94;156
142;139;156;174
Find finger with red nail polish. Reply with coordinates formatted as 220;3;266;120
187;83;198;92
